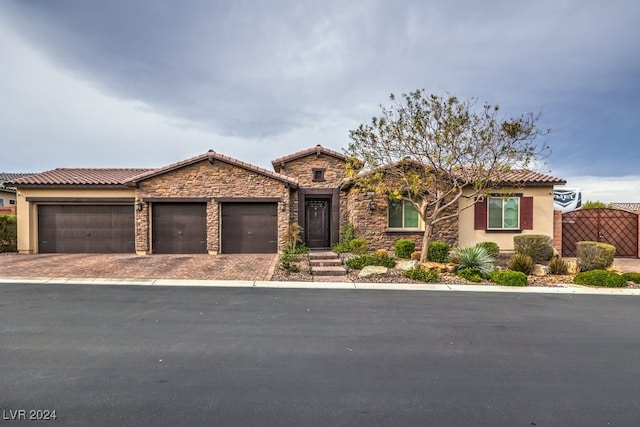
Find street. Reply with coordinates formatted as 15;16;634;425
1;283;639;426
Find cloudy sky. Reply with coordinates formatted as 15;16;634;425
2;1;639;202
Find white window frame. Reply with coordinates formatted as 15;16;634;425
387;199;422;230
487;196;520;230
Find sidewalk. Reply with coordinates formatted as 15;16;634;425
1;276;639;295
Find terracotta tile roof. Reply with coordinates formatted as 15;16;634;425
610;202;640;212
125;151;299;187
6;168;153;186
0;172;36;190
271;145;347;171
346;162;565;187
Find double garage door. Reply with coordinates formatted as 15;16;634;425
37;202;277;254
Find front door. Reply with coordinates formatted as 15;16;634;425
305;199;330;248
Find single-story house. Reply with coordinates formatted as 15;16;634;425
7;145;565;254
0;173;35;214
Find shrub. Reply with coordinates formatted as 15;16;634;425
548;257;569;275
574;270;627;288
374;249;390;258
507;253;535;275
410;251;422;261
513;235;554;263
349;238;369;254
576;241;616;271
621;272;640;284
427;241;450;263
280;250;300;272
451;245;495;278
404;268;440;282
457;267;483;282
394;239;416;259
333;222;356;253
476;241;500;258
491;270;528;286
346;254;396;270
0;214;17;253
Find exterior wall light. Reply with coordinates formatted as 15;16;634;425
280;201;286;211
366;190;376;211
136;201;145;212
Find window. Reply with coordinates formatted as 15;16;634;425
312;168;325;182
488;197;519;229
388;200;419;229
9;200;16;205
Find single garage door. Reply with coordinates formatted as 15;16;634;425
152;203;207;254
221;203;278;253
38;205;135;253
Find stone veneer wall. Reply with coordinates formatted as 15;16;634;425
345;190;458;253
277;154;347;189
135;160;291;254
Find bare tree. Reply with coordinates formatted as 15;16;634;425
346;89;550;262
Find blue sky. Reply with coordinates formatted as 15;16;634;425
1;0;639;202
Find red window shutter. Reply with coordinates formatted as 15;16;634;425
520;197;534;230
474;198;487;230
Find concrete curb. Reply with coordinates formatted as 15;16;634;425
1;277;639;295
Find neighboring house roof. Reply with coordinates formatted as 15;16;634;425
0;172;36;190
125;150;299;188
6;168;153;186
610;202;640;212
271;144;347;170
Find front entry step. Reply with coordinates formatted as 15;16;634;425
308;251;349;281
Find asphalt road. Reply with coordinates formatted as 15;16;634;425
1;284;639;426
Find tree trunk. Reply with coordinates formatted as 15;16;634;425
419;222;432;263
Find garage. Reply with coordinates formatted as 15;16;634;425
221;203;278;253
151;203;207;254
38;205;135;253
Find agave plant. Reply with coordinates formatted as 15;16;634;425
451;245;496;278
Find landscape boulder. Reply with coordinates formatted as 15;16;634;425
358;266;388;278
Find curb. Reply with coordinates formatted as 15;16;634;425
1;277;639;295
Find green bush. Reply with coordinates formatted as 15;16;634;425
333;222;357;253
574;270;627;288
621;272;640;284
0;214;17;253
490;270;528;286
457;267;483;282
548;257;569;275
507;253;535;275
427;241;450;263
394;239;416;259
280;250;301;272
346;254;396;270
349;238;369;254
403;268;440;283
576;241;616;272
513;235;554;263
476;241;500;258
451;245;495;278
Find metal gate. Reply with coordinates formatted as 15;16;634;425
562;208;638;257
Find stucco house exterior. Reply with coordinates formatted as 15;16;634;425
7;145;565;255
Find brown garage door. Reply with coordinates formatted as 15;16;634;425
221;203;278;253
38;205;135;253
152;203;207;254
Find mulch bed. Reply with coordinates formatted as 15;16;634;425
271;253;640;288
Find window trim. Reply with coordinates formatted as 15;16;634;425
312;168;326;182
487;196;520;230
387;199;422;230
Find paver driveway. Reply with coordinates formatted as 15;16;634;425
0;253;278;281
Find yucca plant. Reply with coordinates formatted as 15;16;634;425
451;245;495;278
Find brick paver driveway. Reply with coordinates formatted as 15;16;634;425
0;253;279;281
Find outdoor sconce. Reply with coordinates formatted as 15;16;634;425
366;190;376;211
136;201;145;212
279;201;286;211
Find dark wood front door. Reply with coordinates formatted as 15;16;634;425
152;203;207;254
305;199;330;248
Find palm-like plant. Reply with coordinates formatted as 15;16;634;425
451;245;496;278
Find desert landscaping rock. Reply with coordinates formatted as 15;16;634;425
396;260;419;271
358;266;388;278
533;264;551;276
